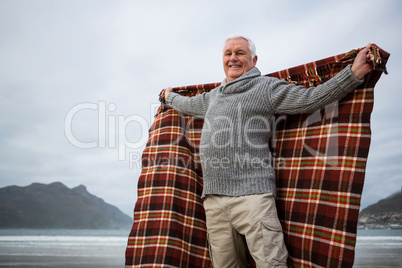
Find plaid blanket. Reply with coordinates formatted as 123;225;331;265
125;45;389;268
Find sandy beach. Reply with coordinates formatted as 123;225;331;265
354;243;402;268
0;229;401;267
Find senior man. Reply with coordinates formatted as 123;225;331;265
164;35;373;268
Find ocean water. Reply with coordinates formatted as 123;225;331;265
0;228;401;267
0;229;130;268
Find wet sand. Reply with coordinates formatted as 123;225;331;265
1;235;401;267
354;246;402;268
1;250;401;268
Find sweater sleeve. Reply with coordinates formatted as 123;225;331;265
268;65;364;114
165;90;212;117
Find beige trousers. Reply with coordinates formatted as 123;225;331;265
203;194;288;268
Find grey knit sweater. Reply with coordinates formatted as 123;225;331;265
165;66;363;198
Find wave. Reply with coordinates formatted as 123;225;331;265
357;236;402;241
0;235;127;248
0;235;126;242
356;236;402;248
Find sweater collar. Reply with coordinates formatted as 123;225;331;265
220;67;261;94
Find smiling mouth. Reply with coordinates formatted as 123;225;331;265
229;65;241;68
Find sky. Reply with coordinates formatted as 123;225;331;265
0;0;401;217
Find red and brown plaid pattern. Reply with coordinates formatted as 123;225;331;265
126;45;389;267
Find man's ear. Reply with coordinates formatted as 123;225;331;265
253;55;258;66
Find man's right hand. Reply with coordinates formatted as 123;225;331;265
165;87;173;98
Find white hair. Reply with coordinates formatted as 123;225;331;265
223;34;257;59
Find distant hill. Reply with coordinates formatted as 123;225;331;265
359;190;402;228
0;182;133;229
360;190;402;216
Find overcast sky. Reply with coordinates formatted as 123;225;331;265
1;0;401;217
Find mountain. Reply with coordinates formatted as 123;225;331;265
0;182;133;229
360;190;402;215
359;189;402;228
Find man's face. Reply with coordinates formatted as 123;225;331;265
223;38;257;83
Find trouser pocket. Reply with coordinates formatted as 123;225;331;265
261;215;288;266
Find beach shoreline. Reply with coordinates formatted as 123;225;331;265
0;229;401;267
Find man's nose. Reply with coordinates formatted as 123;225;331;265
230;54;238;61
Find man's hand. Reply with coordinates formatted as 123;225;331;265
351;43;375;80
164;87;173;98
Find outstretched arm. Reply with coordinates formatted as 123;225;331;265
164;87;212;117
269;44;380;115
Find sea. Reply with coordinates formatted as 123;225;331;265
0;228;401;267
0;229;130;268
